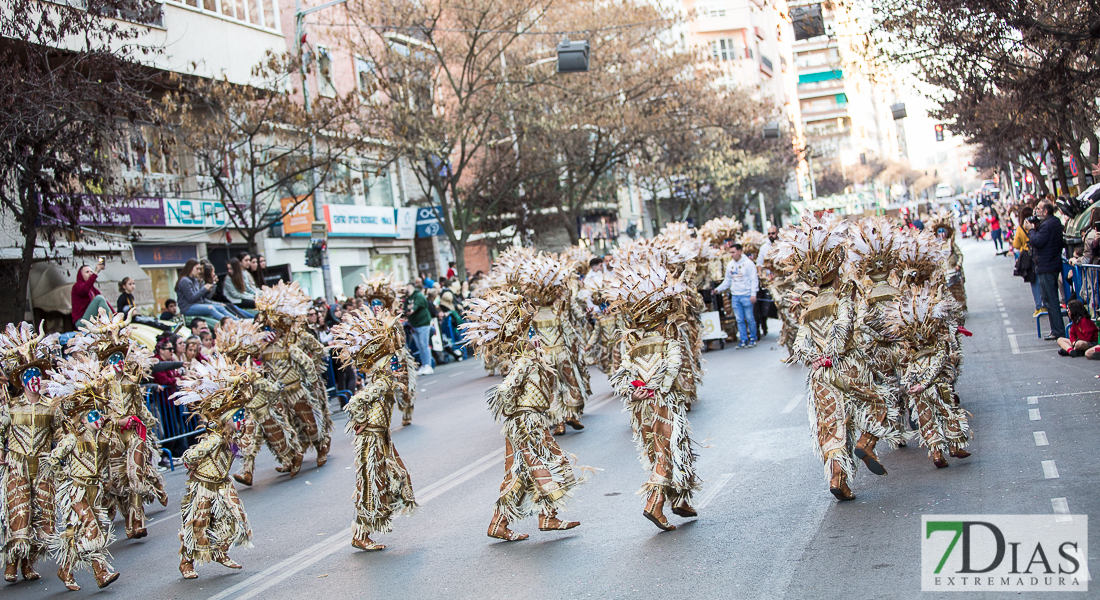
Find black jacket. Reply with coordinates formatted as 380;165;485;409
1028;215;1065;275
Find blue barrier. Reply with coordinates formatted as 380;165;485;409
144;386;203;471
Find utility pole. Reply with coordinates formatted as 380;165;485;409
295;0;350;303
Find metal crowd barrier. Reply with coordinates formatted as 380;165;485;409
1075;263;1100;320
144;386;203;471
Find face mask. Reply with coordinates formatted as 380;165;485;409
85;409;104;430
232;408;247;432
107;351;125;373
390;354;401;372
21;367;42;394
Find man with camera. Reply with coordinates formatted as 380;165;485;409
1026;201;1065;340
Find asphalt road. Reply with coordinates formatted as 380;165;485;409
4;238;1096;599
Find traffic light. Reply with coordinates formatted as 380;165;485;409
934;124;944;142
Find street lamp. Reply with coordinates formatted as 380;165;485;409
295;0;351;304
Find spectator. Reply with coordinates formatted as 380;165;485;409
199;330;215;350
160;299;179;321
1026;201;1066;340
714;242;759;349
218;316;232;329
183;335;207;363
189;318;210;336
175;259;240;322
988;208;1004;253
445;261;457;279
404;281;434;374
1011;206;1044;317
1057;300;1097;357
172;334;186;361
223;258;258;310
254;255;269;288
72;259;112;326
116;277;136;314
305;308;322;338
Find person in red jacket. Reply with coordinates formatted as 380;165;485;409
1057;300;1098;357
71;259;113;326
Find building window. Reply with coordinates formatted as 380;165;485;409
166;0;280;32
363;165;394;207
696;4;726;18
355;56;374;92
119;125;180;176
317;46;337;98
710;38;742;61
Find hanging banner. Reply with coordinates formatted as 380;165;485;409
323;204;397;237
280;195;315;235
396;207;417;239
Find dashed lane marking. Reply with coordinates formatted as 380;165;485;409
1009;334;1020;354
1041;460;1060;479
1034;431;1049;446
1003;319;1012;325
781;393;805;414
1006;327;1014;334
1052;498;1072;522
1028;390;1100;399
1027;396;1038;404
696;473;735;510
1029;408;1041;420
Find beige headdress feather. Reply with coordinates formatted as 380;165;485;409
602;261;689;330
329;309;404;369
215;320;265;359
698;217;743;245
172;355;260;425
772;214;850;288
459;291;535;359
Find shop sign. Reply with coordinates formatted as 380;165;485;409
78;196;166;227
396;207;417;239
164;198;230;227
416;206;444;237
280;195;315;235
323;204;397;237
133;244;197;265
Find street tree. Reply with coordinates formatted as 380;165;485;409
0;0;162;324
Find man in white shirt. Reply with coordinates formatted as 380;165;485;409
756;226;780;267
714;242;759;348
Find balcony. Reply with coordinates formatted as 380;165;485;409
800;106;850;121
760;55;773;77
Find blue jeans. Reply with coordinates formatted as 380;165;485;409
411;325;433;369
185;303;236;321
1037;272;1065;337
991;228;1003;251
731;294;757;344
1030;279;1043;311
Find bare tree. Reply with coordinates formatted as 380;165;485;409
0;0;161;324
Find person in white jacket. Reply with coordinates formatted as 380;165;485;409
714;242;759;348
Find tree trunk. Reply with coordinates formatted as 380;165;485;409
2;187;38;325
1052;146;1071;197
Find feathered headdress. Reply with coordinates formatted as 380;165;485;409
877;284;954;345
255;281;311;334
67;309;138;365
602;261;689;330
739;230;768;257
560;245;595;277
358;273;399;312
772;214;850;288
215;319;266;359
895;229;951;286
46;354;110;416
928;210;956;241
658;222;696;241
172;355;260;425
483;246;537;292
848;216;901;280
699;217;743;245
459;291;536;358
0;322;59;392
517;253;568;306
329;309;405;370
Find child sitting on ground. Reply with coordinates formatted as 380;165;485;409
1058;299;1097;357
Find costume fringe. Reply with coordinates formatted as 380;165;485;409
495;412;584;523
49;478;114;572
350;430;417;535
178;480;252;565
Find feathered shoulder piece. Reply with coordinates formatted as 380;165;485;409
699;217;743;246
216;320;265;359
459;291;535;358
772;214;850;288
172;355;260;423
518;253;568;305
877;284;953;344
928;210;956;240
255;281;311;318
658;222;695;241
68;310;138;366
482;246;536;292
46;354;109;415
895;229;950;285
359;273;400;312
329;309;403;370
739;230;768;257
609;237;654;267
848;216;901;278
603;261;688;330
0;321;59;380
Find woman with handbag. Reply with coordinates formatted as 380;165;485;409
1011;206;1044;317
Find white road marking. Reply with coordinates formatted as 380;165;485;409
696;473;734;510
1006;327;1014;334
1027;396;1038;404
1028;390;1100;399
448;372;460;378
1003;319;1012;325
1041;460;1060;479
1029;408;1041;420
208;448;506;600
1052;498;1072;522
1034;431;1049;446
1014;349;1053;354
1009;334;1020;354
147;510;181;527
781;393;805;414
1000;312;1009;318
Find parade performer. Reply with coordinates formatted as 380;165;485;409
606;262;700;530
519;254;589;434
846;218;907;472
329;309;417;551
0;323;62;583
475;246;535;377
173;357;257;578
69;311;168;540
580;263;622;374
217;319;304;487
461;291;584;541
878;285;972;468
774;214;888;501
44;354;120;590
253;282;329;473
560;247;595;398
929;212;967;317
360;274;418;426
